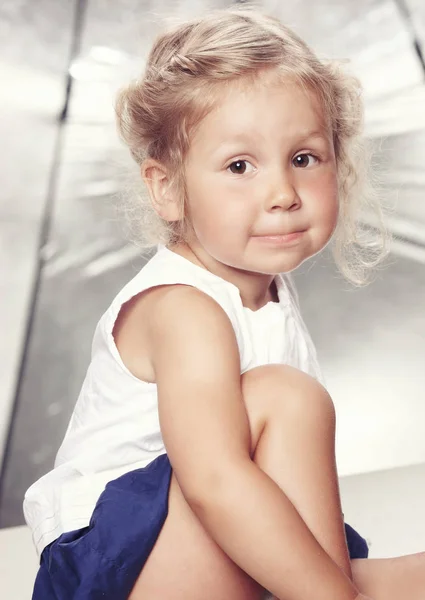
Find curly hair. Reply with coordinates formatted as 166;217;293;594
115;6;390;285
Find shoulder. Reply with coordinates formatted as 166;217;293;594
151;284;233;326
148;285;239;362
113;284;239;382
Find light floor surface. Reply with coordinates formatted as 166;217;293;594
1;0;425;596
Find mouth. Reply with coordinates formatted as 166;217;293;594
253;230;306;244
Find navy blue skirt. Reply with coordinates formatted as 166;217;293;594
32;454;369;600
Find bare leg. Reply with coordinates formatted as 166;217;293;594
270;554;425;599
130;365;423;599
350;553;425;600
242;364;353;580
130;365;353;599
129;472;264;600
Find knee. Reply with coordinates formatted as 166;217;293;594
241;364;335;432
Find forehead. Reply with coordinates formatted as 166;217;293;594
189;71;330;151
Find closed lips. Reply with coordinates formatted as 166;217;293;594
255;230;305;236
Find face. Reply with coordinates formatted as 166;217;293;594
181;72;339;276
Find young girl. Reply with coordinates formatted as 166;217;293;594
24;7;425;600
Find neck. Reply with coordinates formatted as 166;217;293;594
169;242;277;311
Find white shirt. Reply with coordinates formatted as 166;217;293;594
23;246;324;556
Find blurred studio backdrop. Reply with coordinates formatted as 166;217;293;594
0;0;425;596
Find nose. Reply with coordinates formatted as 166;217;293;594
265;169;300;212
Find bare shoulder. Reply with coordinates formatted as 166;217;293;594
150;284;233;333
148;285;240;374
113;284;239;383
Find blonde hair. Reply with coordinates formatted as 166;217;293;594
115;7;390;285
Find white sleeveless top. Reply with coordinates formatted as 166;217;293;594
24;246;324;556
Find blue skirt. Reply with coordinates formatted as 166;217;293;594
32;454;369;600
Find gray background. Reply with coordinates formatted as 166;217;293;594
0;0;424;536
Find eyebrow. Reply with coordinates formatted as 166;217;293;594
213;129;330;157
292;129;330;144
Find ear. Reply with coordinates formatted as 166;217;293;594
141;159;183;222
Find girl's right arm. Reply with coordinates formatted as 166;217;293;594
146;284;362;600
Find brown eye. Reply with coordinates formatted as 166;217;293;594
229;160;247;174
228;160;255;175
293;153;318;168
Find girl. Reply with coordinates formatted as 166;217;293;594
24;7;425;600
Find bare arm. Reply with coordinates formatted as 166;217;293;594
147;285;362;600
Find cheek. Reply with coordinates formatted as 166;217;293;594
323;188;340;226
186;176;250;234
185;189;229;244
312;172;339;225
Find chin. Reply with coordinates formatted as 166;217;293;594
249;258;305;276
